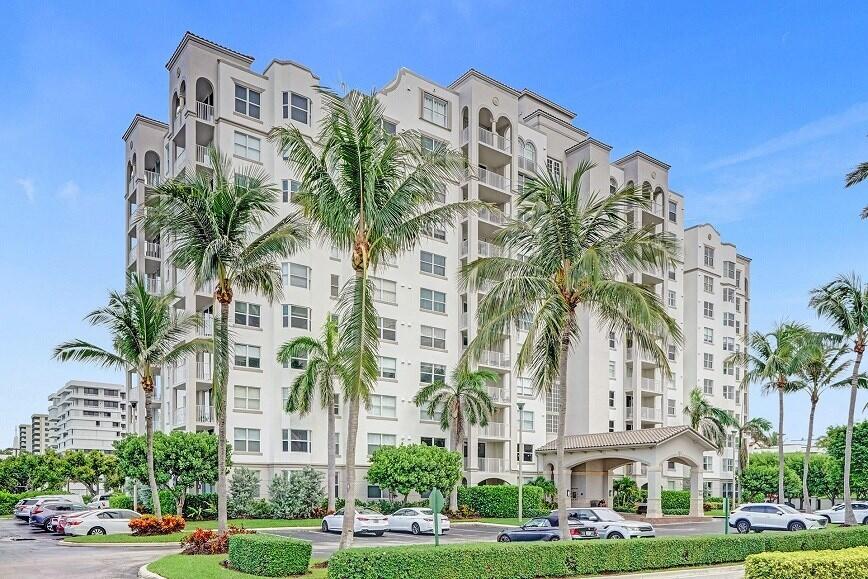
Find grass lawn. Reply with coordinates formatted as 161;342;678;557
65;532;188;544
460;517;521;526
706;509;726;517
148;554;327;579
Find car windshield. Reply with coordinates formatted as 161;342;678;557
22;499;38;506
593;508;624;522
778;505;799;514
416;508;433;515
357;509;379;515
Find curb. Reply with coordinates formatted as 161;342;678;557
59;539;182;548
138;564;165;579
602;565;744;578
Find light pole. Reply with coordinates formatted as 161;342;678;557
517;401;525;523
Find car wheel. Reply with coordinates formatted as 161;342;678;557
736;519;751;534
862;516;868;526
321;521;330;533
87;527;106;536
497;534;511;542
788;521;806;532
822;515;832;524
607;532;625;539
374;531;385;537
411;523;421;535
548;535;560;541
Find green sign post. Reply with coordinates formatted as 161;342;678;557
724;497;730;534
429;488;444;546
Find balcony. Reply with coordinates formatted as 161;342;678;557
459;311;468;328
517;156;536;173
196;360;212;382
477;206;506;226
173;407;186;428
167;364;186;386
461;239;468;257
640;407;663;422
145;170;161;188
477;126;511;154
196;405;215;423
480;421;506;438
173;110;183;134
478;167;511;192
145;241;161;260
196;144;212;168
128;245;137;264
197;314;214;338
145;275;160;294
479;349;510;369
195;101;214;123
487;386;510;404
640;377;663;395
477;240;502;258
477;457;505;472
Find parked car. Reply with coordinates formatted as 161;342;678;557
548;508;656;539
496;517;597;542
815;502;868;525
63;509;141;536
729;503;827;533
55;510;96;535
321;508;388;535
29;502;86;531
387;507;450;535
86;494;113;510
13;499;40;521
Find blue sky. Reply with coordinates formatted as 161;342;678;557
1;1;867;446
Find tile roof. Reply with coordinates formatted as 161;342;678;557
537;426;710;452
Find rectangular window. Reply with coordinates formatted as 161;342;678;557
421;436;446;448
330;274;340;298
233;131;261;162
668;344;677;362
703;379;714;395
704;275;714;294
609;331;617;349
372;277;397;304
668;290;677;308
608;420;615;433
704;327;714;344
703;301;714;319
233;428;260;453
377;317;397;341
234;385;261;410
668;201;677;222
608;361;616;380
421;92;448;127
667;399;676;417
668;269;677;281
420;288;446;313
704;246;715;268
723;287;735;303
423;224;447;241
234;301;261;328
282;305;310;330
723;337;735;352
420;251;446;276
382;119;397;135
421;135;447;153
546;157;562;180
519;410;534;432
704;353;714;370
608;391;615;408
724;312;735;327
281;179;301;203
281;262;309;289
378;357;397;379
723;384;735;400
516;443;534;463
367;433;397;456
724;261;736;279
370;394;397;418
704;456;713;471
234;344;261;368
420;325;446;349
517;377;534;397
289;429;311;453
420;362;446;384
283;92;310;124
546;386;560;433
736;297;742;312
84;387;99;395
234;84;261;119
282;348;308;370
723;458;734;472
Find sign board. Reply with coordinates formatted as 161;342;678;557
428;488;444;545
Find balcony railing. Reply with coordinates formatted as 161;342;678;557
478;240;502;258
173;110;183;132
198;314;214;337
639;200;663;217
173;407;186;427
196;405;215;423
167;364;186;386
145;275;160;294
640;377;662;394
196;360;212;382
487;386;510;404
479;350;510;368
478;127;511;153
145;241;161;260
480;422;506;438
477;206;506;225
517;156;536;173
145;170;161;188
478;167;511;191
478;457;505;472
195;101;214;122
641;407;663;422
459;311;468;328
461;239;469;256
128;246;137;264
196;144;212;167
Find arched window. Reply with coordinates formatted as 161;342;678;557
524;141;536;163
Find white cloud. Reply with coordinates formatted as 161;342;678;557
15;177;35;202
57;180;80;202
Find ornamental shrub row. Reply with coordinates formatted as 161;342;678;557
745;546;868;579
228;533;311;577
457;485;546;518
0;489;67;515
661;490;691;513
327;526;868;579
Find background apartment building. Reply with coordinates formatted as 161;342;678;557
47;380;126;453
29;414;49;454
16;423;30;454
122;32;749;499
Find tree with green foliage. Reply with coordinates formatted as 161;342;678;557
612;476;641;510
682;387;737;451
0;451;67;493
229;466;261;519
54;273;205;519
366;444;462;503
269;467;325;519
740;463;801;500
825;421;868;502
844;149;868;219
735;417;773;477
526;476;557;509
144;147;308;532
413;366;496;511
461;161;681;539
272;88;470;549
62;450;119;497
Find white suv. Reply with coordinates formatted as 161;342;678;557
729;503;827;533
815;502;868;525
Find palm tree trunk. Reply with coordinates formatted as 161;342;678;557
802;396;817;513
556;331;570;541
450;421;462;513
339;395;360;549
176;488;187;517
144;387;161;519
216;300;229;533
777;386;785;504
327;398;337;513
843;346;864;526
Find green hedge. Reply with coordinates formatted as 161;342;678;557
661;490;690;514
457;485;545;518
0;489;67;515
109;493;133;509
228;534;311;577
327;527;868;579
745;546;868;579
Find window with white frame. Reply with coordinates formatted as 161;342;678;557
516;312;533;332
608;420;615;432
369;394;397;418
724;312;735;327
668;290;677;308
284;429;310;452
382;119;397;135
723;287;735;303
420;362;446;384
377;317;397;341
723;337;735;352
704;353;714;370
704;301;714;318
723;384;735;400
609;331;617;349
423;224;447;241
667;399;676;416
283;348;307;370
234;428;260;452
736;296;742;312
234;301;260;328
420;325;446;349
281;262;309;289
367;433;396;456
330;274;340;298
546;157;562;180
668;269;677;282
516;443;534;462
234;385;261;410
724;261;736;279
283;92;310;124
609;391;615;408
546;384;560;433
234;344;261;368
703;456;713;471
378;357;397;379
723;458;734;472
668;344;677;361
608;361;616;379
517;377;534;397
422;436;447;448
704;275;714;294
723;361;734;376
421;134;447;153
420;288;446;313
703;379;714;395
421;92;448;127
372;277;397;304
282;387;289;406
519;409;534;432
233;131;261;162
234;84;261;119
282;305;310;330
668;201;677;222
704;327;714;344
420;251;446;276
281;179;300;203
704;246;715;267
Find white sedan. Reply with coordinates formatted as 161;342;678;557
387;507;450;535
816;502;868;525
63;509;141;536
321;508;388;535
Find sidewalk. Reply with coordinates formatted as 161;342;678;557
598;565;743;579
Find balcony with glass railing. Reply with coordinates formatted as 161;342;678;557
477;126;511;154
196;404;215;423
487;386;511;404
640;377;663;395
477;206;506;226
479;350;510;369
196;358;212;382
477;457;505;472
480;421;506;438
173;407;186;428
478;167;511;192
477;240;502;258
145;274;160;294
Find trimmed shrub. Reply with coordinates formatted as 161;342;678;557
457;485;546;518
661;490;691;514
109;493;133;510
0;489;67;515
327;526;868;579
181;526;255;555
745;546;868;579
183;493;217;520
228;533;311;576
128;514;186;536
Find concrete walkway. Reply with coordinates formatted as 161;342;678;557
600;565;744;579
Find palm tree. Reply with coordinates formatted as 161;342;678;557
278;316;349;513
413;366;497;511
732;322;808;505
461;162;681;541
733;417;772;502
810;274;868;525
271;88;471;549
682;387;737;452
141;147;308;532
789;332;850;512
844;155;868;219
54;274;204;519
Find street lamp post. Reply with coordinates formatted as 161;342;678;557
517;401;525;523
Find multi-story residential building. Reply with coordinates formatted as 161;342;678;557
122;32;750;499
30;414;49;454
17;424;31;453
47;380;127;453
